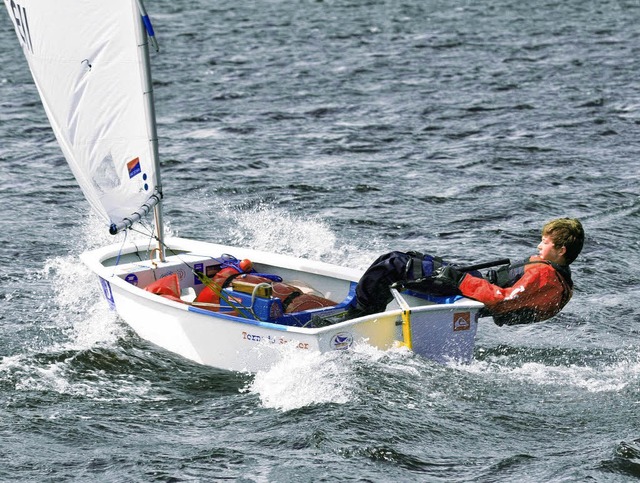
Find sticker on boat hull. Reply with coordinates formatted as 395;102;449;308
99;278;116;310
330;332;353;350
124;273;138;286
194;263;203;285
453;312;471;331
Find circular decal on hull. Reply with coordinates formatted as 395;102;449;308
330;332;353;350
125;273;139;286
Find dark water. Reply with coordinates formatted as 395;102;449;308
2;0;640;481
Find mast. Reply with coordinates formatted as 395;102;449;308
137;0;165;262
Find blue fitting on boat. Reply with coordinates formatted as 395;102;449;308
141;15;155;38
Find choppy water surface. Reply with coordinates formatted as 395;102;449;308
1;0;640;481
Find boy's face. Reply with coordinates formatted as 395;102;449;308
537;235;567;264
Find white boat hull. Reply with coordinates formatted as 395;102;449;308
81;237;484;372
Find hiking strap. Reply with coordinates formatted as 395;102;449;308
404;251;445;281
404;251;424;280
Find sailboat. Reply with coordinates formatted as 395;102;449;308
4;0;484;372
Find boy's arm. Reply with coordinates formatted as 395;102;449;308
458;266;560;315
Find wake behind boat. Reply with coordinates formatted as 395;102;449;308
5;0;484;372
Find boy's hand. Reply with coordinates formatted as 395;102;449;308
432;266;466;289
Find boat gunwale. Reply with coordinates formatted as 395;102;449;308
80;236;484;336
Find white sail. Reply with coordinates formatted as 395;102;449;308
4;0;161;233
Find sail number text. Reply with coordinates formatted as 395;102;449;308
8;1;33;53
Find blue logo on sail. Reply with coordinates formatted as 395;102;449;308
127;157;141;178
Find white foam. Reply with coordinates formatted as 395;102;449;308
4;356;153;401
0;215;136;398
219;201;380;269
47;213;172;349
245;341;419;412
43;251;124;350
246;344;355;411
463;354;640;393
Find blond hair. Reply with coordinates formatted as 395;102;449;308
542;218;584;264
